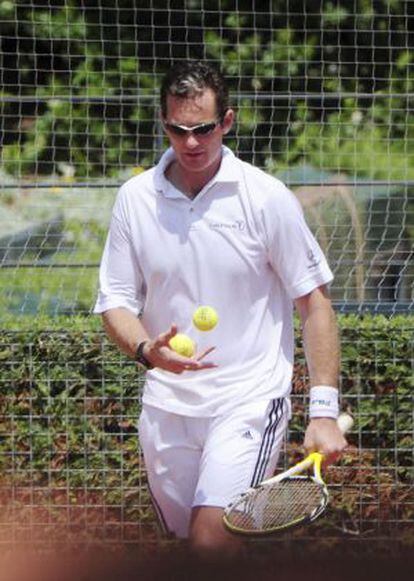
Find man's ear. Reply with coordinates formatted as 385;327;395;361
221;108;235;135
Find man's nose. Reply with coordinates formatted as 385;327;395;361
184;132;200;148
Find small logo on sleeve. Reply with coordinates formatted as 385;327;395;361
307;249;321;269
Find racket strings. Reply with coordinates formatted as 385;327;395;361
227;478;325;532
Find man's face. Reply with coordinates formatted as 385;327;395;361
163;88;234;177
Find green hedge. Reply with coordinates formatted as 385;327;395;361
0;314;413;542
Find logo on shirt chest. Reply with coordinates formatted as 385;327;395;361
208;220;246;232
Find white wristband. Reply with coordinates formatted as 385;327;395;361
309;385;339;419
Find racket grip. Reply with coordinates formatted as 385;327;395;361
337;412;354;434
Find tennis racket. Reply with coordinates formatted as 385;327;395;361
223;412;354;536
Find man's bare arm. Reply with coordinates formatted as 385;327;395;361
102;307;148;359
294;285;339;387
294;286;347;460
101;308;216;374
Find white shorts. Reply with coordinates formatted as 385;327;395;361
138;398;290;538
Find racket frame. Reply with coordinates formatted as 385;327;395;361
223;413;353;536
223;452;328;535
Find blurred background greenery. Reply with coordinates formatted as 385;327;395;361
1;0;413;316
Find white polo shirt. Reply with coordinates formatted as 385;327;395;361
94;146;333;417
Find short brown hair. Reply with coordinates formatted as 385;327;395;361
160;60;229;122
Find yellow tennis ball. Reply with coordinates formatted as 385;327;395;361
169;334;195;357
193;305;219;331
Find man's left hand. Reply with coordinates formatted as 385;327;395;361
303;417;348;464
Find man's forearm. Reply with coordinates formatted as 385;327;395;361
296;292;345;455
102;308;149;359
295;287;340;387
304;307;339;387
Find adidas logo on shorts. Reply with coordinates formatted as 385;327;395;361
241;430;253;440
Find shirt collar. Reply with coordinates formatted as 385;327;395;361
153;146;240;198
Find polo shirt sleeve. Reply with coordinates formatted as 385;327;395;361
265;185;333;299
93;189;145;316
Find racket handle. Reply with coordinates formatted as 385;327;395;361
337;412;354;435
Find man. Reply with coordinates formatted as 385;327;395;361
94;60;347;559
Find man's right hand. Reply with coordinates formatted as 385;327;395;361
143;324;217;374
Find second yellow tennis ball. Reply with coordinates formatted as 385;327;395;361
193;305;218;331
169;334;195;357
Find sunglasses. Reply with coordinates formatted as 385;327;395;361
163;120;220;137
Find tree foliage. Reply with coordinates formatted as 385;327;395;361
0;0;413;176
